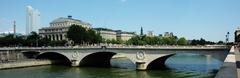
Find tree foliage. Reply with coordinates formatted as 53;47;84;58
126;36;180;45
177;37;187;45
190;38;215;45
67;24;102;45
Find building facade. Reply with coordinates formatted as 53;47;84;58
26;6;40;35
94;28;117;40
39;16;91;41
164;32;174;37
94;28;136;41
117;31;136;41
235;28;240;43
147;31;154;37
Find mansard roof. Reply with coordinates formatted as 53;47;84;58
50;16;91;26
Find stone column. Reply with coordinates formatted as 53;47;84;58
62;34;66;40
58;34;60;41
50;35;54;41
54;34;56;41
71;60;80;67
136;51;147;70
136;61;147;70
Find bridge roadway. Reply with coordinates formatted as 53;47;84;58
0;46;230;70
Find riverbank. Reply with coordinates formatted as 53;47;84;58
0;60;53;69
215;46;237;78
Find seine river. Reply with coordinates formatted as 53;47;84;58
0;53;225;78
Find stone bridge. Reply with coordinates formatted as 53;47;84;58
0;46;230;70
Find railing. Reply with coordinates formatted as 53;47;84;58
0;45;230;50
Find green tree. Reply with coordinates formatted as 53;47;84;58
162;37;171;45
177;37;187;45
87;29;102;44
0;34;24;47
67;24;87;45
22;32;40;46
217;41;224;45
38;37;51;46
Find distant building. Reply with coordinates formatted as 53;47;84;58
158;34;163;37
0;33;8;37
94;28;117;40
39;16;91;41
147;31;154;37
94;28;136;41
164;32;174;37
0;32;23;38
235;27;240;43
116;30;136;41
26;6;40;35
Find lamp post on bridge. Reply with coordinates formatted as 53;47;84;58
226;32;230;45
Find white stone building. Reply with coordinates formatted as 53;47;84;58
93;28;117;40
26;6;41;35
94;28;136;41
39;16;91;41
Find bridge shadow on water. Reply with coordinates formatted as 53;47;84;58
35;52;72;66
79;52;117;67
147;54;176;70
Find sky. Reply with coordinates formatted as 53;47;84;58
0;0;240;42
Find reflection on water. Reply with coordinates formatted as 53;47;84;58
0;53;224;78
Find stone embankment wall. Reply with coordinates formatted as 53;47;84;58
0;60;53;69
0;51;32;63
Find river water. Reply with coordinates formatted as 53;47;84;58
0;53;225;78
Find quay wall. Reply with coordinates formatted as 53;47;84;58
0;60;53;69
215;46;237;78
0;50;30;62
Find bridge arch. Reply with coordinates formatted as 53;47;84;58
79;51;135;68
146;52;226;70
36;52;71;66
147;54;176;70
80;52;117;67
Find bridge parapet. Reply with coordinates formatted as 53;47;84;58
0;45;230;51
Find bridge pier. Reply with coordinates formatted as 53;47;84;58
136;61;147;70
71;60;80;66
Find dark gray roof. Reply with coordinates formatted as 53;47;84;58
93;28;115;32
50;17;91;26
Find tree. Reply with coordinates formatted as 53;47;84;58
67;24;87;45
217;41;224;45
190;39;198;45
23;32;40;46
0;34;23;47
177;37;187;45
38;37;51;46
199;38;206;45
87;29;102;44
162;37;171;45
67;24;103;45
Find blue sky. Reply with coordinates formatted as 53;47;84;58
0;0;240;42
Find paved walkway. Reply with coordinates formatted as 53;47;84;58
235;46;240;78
215;46;237;78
